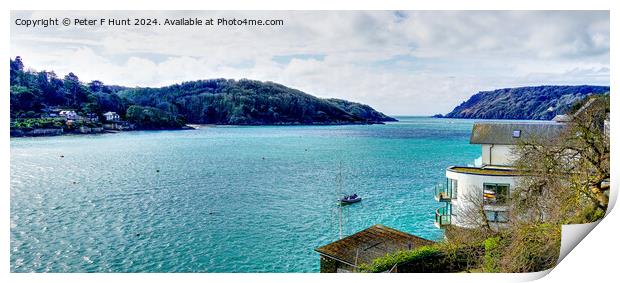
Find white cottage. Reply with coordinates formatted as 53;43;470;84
434;121;566;229
58;110;79;120
103;111;120;122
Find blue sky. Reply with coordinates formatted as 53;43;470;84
11;11;609;115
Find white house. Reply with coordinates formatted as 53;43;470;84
434;121;566;229
103;111;120;122
58;110;79;120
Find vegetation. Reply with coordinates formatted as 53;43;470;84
10;117;66;130
10;56;395;132
358;242;485;273
125;105;186;129
482;237;502;272
119;79;395;125
443;85;610;120
359;245;442;272
512;94;610;224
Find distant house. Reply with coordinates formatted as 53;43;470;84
103;111;120;122
58;110;79;120
86;113;99;122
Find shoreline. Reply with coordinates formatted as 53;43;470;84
9;125;197;138
10;120;400;138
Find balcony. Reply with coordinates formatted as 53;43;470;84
434;183;453;202
434;207;451;228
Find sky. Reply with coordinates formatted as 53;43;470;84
10;11;610;115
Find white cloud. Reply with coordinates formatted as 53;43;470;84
10;11;609;115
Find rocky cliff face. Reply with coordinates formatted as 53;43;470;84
443;85;610;120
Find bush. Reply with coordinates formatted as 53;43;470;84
359;245;442;273
500;224;561;272
482;237;502;272
11;117;66;130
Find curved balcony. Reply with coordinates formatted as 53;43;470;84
434;207;451;228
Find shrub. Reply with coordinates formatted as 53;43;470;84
358;245;441;273
482;237;502;272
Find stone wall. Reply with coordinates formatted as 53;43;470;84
10;128;64;137
78;126;104;134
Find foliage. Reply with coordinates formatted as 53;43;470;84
512;95;610;224
482;237;502;272
358;242;487;273
125;105;185;129
444;85;610;120
358;245;442;272
118;79;395;125
11;117;66;130
498;224;561;272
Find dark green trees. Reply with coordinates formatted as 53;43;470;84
10;57;395;128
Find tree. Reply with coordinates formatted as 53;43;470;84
63;72;91;108
10;86;42;113
512;95;610;224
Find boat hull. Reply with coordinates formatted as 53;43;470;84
339;198;362;204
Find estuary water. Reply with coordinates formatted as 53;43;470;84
10;117;479;272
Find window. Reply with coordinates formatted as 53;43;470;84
483;183;510;205
447;178;458;199
485;210;508;223
512;130;521;138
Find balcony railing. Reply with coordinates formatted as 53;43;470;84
434;207;451;228
434;183;453;202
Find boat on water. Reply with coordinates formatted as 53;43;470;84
339;194;362;204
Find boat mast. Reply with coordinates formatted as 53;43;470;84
338;161;343;240
339;205;343;240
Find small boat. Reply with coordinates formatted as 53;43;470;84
339;194;362;204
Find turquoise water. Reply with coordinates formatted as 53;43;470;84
10;117;479;272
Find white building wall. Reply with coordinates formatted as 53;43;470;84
445;170;518;228
481;144;517;166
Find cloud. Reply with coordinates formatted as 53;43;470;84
10;11;609;115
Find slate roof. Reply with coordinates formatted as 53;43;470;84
315;224;435;267
470;121;567;145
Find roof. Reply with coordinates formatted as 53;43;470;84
470;121;567;145
103;111;118;115
315;224;435;267
447;166;522;176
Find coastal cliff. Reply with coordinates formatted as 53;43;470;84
440;85;610;120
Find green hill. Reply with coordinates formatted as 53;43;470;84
442;85;610;120
10;57;396;129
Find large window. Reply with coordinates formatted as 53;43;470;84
483;183;509;205
446;178;458;199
